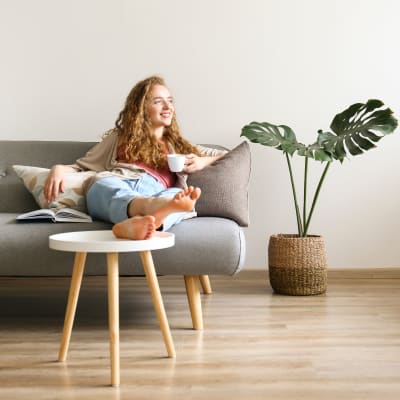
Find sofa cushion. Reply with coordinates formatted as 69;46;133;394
13;165;95;212
0;214;245;276
187;141;251;227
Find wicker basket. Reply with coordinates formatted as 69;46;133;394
268;234;327;295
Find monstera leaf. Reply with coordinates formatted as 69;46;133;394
317;99;398;162
241;122;332;161
241;122;301;155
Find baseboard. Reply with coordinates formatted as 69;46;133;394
242;267;400;279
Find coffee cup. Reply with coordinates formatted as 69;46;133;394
167;154;186;172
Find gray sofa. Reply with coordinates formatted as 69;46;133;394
0;140;246;279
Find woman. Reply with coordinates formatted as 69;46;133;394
44;76;226;240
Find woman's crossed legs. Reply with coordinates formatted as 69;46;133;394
112;186;201;240
87;175;201;240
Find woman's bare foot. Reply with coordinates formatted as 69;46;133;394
112;215;156;240
152;186;201;228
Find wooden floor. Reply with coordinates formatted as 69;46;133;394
1;269;400;400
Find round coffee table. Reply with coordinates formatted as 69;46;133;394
49;230;175;387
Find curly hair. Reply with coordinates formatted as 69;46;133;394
115;76;200;169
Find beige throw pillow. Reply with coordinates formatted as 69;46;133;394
13;165;95;212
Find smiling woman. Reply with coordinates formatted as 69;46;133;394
43;75;227;240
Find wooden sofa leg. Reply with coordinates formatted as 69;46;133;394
199;275;212;294
184;275;203;330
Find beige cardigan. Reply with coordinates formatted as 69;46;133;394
73;129;226;189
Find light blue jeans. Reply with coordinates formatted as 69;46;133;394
86;174;187;231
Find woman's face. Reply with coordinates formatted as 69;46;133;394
147;84;175;129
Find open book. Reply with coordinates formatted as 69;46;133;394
16;208;93;223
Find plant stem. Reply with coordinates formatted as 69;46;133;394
285;153;303;236
303;162;331;237
303;156;308;233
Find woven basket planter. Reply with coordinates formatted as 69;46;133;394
268;234;327;295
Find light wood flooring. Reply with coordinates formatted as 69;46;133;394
1;269;400;400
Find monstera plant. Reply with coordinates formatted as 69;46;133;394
241;99;398;238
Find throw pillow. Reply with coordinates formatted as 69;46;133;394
13;165;95;212
187;141;251;226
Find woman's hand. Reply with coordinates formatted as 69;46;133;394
44;165;76;203
183;154;223;174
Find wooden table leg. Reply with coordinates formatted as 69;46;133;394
58;252;87;362
107;252;120;387
140;250;176;358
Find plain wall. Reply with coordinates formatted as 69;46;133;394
1;0;399;269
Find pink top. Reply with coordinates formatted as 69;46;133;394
133;161;176;188
117;145;176;189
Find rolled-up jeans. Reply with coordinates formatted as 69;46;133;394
86;174;187;231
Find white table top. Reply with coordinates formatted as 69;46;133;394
49;230;175;253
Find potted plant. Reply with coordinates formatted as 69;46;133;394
241;99;398;295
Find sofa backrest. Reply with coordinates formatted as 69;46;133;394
0;141;95;212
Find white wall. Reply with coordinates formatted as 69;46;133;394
1;0;399;268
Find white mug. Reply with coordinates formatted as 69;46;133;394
167;154;186;172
